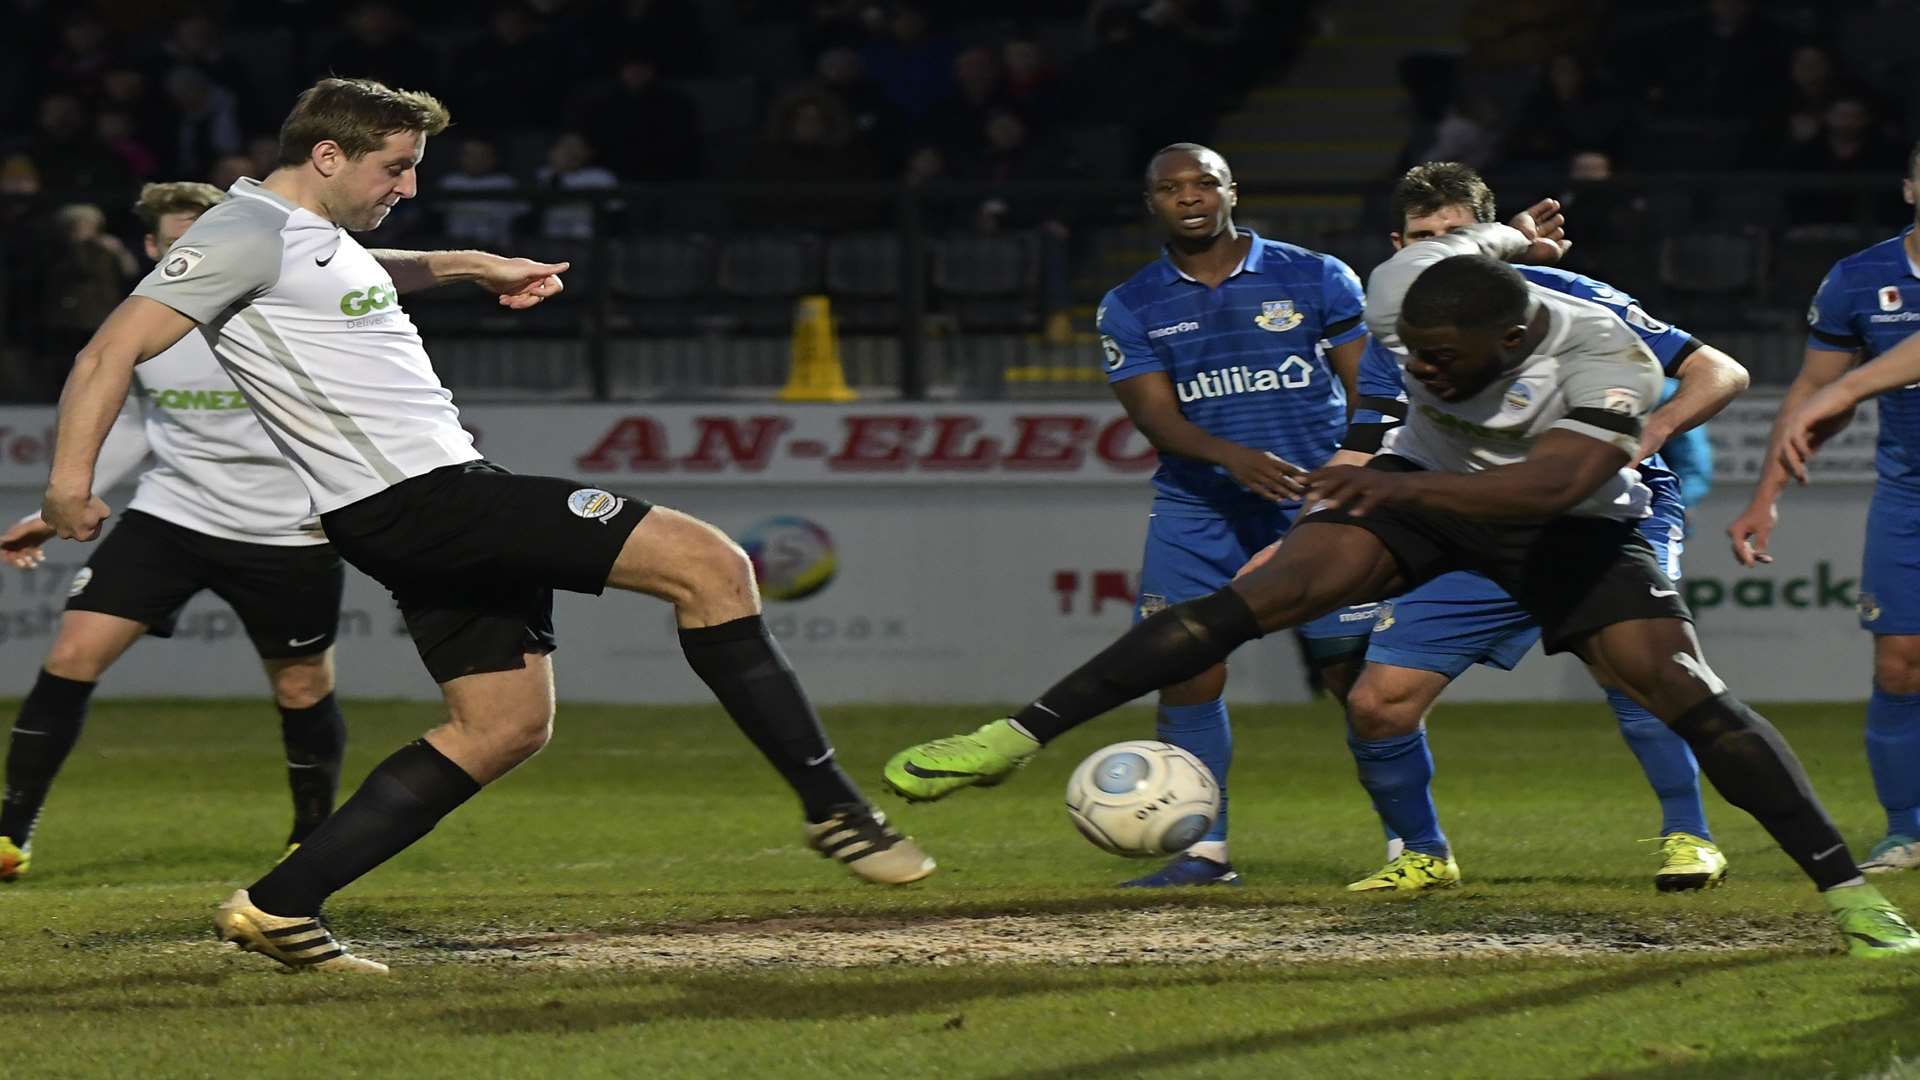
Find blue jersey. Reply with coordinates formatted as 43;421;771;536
1099;230;1369;515
1353;265;1699;511
1807;229;1920;491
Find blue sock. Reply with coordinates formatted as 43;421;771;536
1867;688;1920;838
1157;697;1231;845
1609;688;1711;840
1347;730;1447;857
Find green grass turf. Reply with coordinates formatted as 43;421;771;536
4;698;1919;1079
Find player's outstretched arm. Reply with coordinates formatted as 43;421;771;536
43;297;195;541
1109;371;1307;500
1639;342;1748;459
1305;429;1628;520
1726;347;1857;565
368;249;568;308
1779;332;1920;483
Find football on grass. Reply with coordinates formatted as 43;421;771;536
1065;741;1220;858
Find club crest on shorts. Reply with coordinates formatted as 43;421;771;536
566;487;626;524
1372;601;1395;632
1861;592;1883;623
67;567;93;597
1254;300;1302;333
1138;593;1168;619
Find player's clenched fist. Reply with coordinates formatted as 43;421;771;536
41;488;109;542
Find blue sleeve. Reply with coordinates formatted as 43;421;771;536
1098;290;1162;384
1560;274;1695;374
1351;340;1409;426
1806;264;1862;353
1319;256;1368;347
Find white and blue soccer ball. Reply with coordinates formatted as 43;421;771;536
1065;741;1220;858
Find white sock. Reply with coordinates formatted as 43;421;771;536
1823;876;1868;891
1186;840;1228;864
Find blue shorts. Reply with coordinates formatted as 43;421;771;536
1862;482;1920;635
1366;511;1685;678
1136;506;1380;656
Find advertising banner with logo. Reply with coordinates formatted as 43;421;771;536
0;397;1886;703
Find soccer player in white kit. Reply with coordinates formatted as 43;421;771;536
0;182;348;882
40;79;933;973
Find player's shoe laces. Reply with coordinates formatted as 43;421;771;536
1826;883;1920;959
1120;853;1242;888
1861;834;1920;874
805;803;936;884
1648;832;1729;892
1346;850;1461;893
214;890;388;974
0;836;28;882
881;718;1040;802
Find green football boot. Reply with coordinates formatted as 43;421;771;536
882;719;1040;802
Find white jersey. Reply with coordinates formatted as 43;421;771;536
130;178;480;514
1363;224;1665;521
99;330;324;545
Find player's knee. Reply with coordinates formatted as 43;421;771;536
492;706;555;763
662;520;757;611
42;639;111;682
1345;681;1421;741
1234;574;1312;631
1874;640;1920;695
269;664;334;709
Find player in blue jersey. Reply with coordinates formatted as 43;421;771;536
1736;142;1920;873
1089;143;1376;886
1307;163;1752;892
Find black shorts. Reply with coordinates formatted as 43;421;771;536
1301;456;1692;655
65;509;345;660
321;460;652;684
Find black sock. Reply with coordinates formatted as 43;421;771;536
279;693;346;846
1670;693;1858;889
679;615;861;822
246;739;479;916
1015;588;1262;744
0;671;96;845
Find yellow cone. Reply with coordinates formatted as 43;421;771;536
780;294;858;402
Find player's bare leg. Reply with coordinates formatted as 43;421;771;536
1581;618;1920;957
607;506;933;883
1;612;146;881
262;649;346;852
885;520;1406;802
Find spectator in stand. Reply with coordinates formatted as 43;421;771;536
148;14;262;128
1403;94;1499;172
1786;96;1911;226
162;65;243;181
39;202;136;401
207;153;252;190
95;109;157;180
245;134;280;180
1502;54;1627;166
751;88;873;185
454;4;567;131
1749;45;1864;165
43;11;119;97
815;46;904;168
926;47;1006;161
1066;3;1194;163
860;2;955;122
535;131;619;240
441;137;526;248
27;92;131;191
802;0;875;57
1139;0;1237;109
1001;35;1060;128
1630;0;1791;125
320;3;431;90
586;0;711;79
581;57;703;182
98;65;170;145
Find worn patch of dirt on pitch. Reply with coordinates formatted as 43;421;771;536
378;909;1812;969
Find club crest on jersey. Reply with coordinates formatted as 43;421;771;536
567;488;626;523
67;567;92;597
161;247;204;279
1861;592;1883;623
1254;300;1302;333
1138;593;1168;619
1882;287;1904;313
1503;382;1533;411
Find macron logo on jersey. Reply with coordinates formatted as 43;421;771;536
1148;321;1200;340
1177;357;1314;403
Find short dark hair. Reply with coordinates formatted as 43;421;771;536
1392;162;1497;229
277;77;450;166
132;181;223;230
1145;142;1229;188
1401;254;1530;330
1909;140;1920;178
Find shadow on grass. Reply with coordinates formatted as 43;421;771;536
969;952;1795;1079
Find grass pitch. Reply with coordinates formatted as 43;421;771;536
5;698;1918;1079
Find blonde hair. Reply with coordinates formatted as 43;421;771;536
277;77;451;165
132;181;225;230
